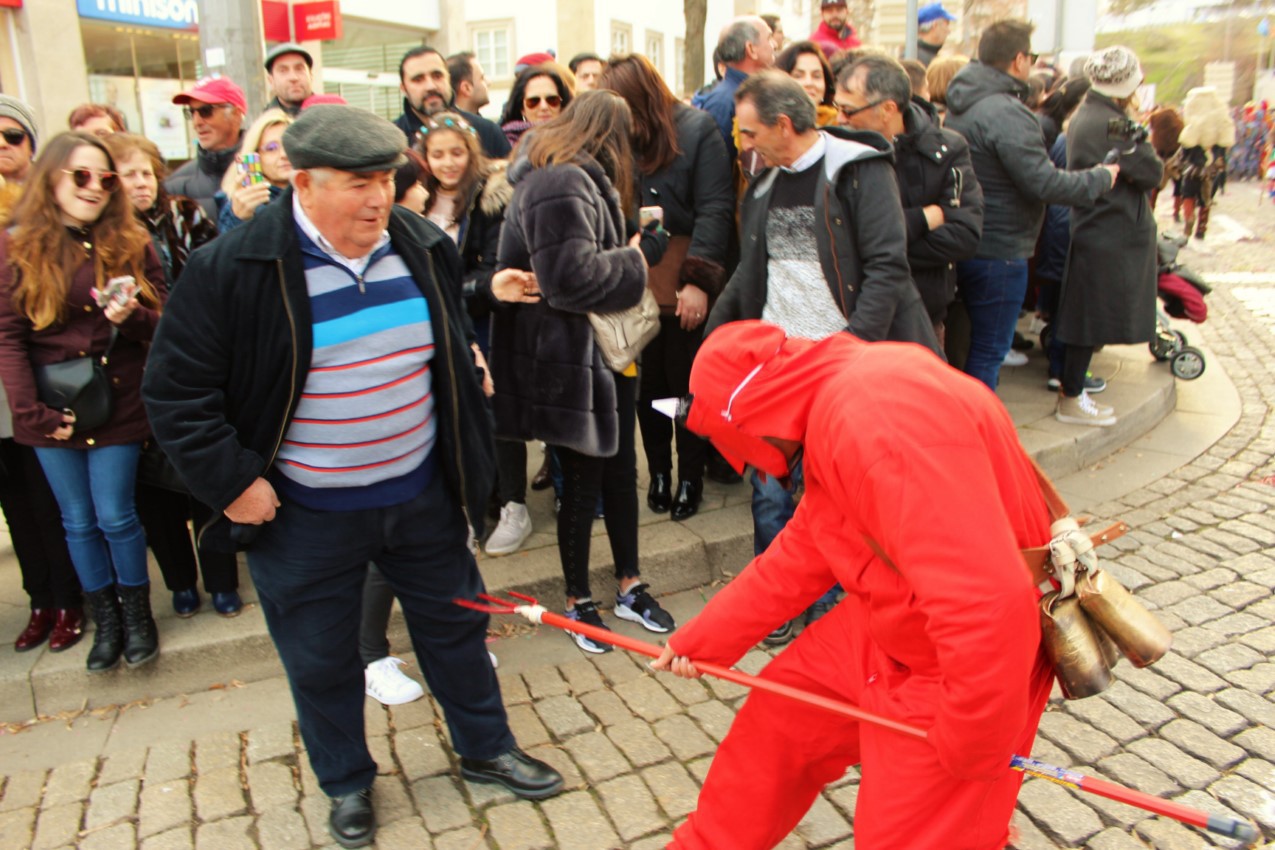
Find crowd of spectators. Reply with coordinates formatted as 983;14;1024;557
0;10;1217;846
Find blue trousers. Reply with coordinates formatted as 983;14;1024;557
957;258;1029;390
35;443;147;593
247;473;513;796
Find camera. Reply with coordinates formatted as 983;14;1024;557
1106;117;1148;145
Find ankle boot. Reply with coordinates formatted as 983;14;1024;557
85;588;124;673
647;473;671;513
117;584;159;667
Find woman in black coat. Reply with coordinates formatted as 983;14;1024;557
600;54;734;521
494;91;674;654
1054;48;1162;427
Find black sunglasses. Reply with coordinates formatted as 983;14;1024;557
835;99;886;119
524;95;562;109
183;103;228;120
62;168;120;193
1;128;27;146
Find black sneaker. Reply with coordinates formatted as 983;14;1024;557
615;583;676;633
762;620;795;646
564;600;612;654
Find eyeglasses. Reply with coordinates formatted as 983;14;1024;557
835;99;886;119
261;141;283;154
0;128;27;146
183;103;228;120
62;168;120;193
1023;51;1040;64
524;95;562;110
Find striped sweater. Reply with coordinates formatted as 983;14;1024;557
273;230;437;510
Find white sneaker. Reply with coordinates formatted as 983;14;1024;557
1003;349;1029;367
488;651;499;669
485;502;532;556
364;656;425;705
1056;391;1117;427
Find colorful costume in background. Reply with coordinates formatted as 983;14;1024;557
667;322;1055;849
1172;87;1234;240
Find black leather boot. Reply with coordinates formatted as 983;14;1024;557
670;479;703;521
647;473;671;513
85;588;124;673
117;584;159;667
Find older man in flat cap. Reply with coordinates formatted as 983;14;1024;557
143;105;562;848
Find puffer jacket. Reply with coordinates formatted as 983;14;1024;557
891;99;983;323
164;134;244;219
944;61;1110;260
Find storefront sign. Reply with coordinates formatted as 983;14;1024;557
294;1;341;41
262;0;291;43
76;0;199;31
0;1;23;10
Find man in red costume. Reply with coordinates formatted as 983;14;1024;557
653;321;1056;849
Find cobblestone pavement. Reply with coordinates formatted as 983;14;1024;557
1;185;1274;849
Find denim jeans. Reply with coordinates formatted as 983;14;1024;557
247;473;513;796
751;459;803;557
34;443;147;593
957;258;1029;390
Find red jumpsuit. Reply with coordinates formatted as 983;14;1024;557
669;322;1056;850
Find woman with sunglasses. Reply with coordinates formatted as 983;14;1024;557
499;66;572;148
599;54;733;522
0;131;166;673
776;42;839;127
494;91;675;654
216;109;292;233
105;132;243;619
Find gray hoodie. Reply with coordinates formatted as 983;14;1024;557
944;61;1110;260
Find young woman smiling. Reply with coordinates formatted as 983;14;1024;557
0;132;165;673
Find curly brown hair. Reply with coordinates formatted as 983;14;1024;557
9;132;157;330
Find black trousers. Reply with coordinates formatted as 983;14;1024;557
0;438;81;609
554;374;640;601
1061;344;1095;398
637;316;708;483
494;438;527;506
247;472;513;796
135;484;239;593
358;562;394;666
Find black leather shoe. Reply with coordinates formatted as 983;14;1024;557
460;746;564;800
329;787;375;848
647;473;671;513
670;479;702;521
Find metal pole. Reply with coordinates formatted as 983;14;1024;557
197;0;268;116
904;0;919;60
130;34;145;134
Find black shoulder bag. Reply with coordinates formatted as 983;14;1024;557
33;328;117;433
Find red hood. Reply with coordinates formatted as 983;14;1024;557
686;322;851;477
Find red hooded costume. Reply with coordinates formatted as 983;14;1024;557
667;322;1055;849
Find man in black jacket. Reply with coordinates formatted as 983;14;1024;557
395;46;511;159
836;54;983;344
943;19;1117;390
706;71;940;644
142;106;561;849
166;75;246;218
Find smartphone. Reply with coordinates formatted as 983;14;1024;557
239;153;265;188
96;275;136;309
639;205;664;229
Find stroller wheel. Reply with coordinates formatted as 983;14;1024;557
1170;329;1188;347
1149;334;1178;361
1170;347;1206;380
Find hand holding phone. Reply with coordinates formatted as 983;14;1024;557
239;153;266;188
95;276;137;309
639;205;664;230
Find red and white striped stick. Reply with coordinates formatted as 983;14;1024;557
457;591;1262;846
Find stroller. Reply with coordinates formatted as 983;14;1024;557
1150;233;1209;380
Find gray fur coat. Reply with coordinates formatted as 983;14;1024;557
491;155;646;457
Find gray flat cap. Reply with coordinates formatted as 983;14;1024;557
283;105;407;173
265;42;313;71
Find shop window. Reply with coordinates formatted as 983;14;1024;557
646;31;664;76
472;24;512;80
611;22;632;56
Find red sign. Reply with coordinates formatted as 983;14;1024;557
294;0;342;42
0;0;23;8
261;0;291;43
